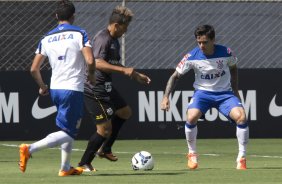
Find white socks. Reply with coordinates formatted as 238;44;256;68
236;126;249;159
185;124;198;154
29;131;73;153
29;130;74;171
61;141;73;171
185;122;249;160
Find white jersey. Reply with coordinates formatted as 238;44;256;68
35;23;91;92
176;44;237;92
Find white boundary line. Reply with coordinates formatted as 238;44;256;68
2;143;282;159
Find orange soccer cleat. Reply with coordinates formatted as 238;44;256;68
236;157;247;170
58;167;83;176
186;153;198;170
19;144;31;173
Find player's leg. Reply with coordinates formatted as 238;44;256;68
229;106;249;170
20;131;74;173
185;90;211;169
98;105;131;161
28;131;74;153
53;90;84;176
60;139;72;172
77;95;112;171
218;92;249;170
59;140;83;177
78;121;111;169
185;108;202;169
98;89;130;161
19;90;83;174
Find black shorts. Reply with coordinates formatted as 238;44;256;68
84;88;127;124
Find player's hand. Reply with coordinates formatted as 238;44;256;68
160;96;170;111
39;84;49;96
132;71;151;85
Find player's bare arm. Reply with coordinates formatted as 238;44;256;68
30;54;49;96
96;59;150;84
230;64;240;99
161;70;181;111
82;46;96;85
96;59;133;75
131;71;151;85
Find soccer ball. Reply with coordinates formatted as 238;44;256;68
131;151;154;170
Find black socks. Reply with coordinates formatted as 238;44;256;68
102;115;126;153
78;133;106;166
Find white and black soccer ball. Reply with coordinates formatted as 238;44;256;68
131;151;154;170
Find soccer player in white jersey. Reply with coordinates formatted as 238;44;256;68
18;0;95;176
161;24;249;170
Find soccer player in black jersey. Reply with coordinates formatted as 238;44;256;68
77;5;151;172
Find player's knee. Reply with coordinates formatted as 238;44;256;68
230;107;247;124
97;123;112;137
116;106;132;119
97;128;112;137
233;112;246;124
186;109;202;123
187;116;198;124
123;107;132;119
103;128;112;137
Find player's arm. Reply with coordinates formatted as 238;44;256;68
30;54;49;96
131;70;151;85
161;70;182;111
96;58;131;75
229;64;240;100
82;46;96;85
96;59;151;85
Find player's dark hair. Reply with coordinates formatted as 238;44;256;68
109;5;133;25
56;0;75;21
194;25;215;40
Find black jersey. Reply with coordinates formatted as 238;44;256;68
84;29;122;98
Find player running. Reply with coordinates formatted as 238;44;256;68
18;0;95;176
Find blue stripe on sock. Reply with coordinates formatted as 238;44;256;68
237;122;248;129
185;122;197;129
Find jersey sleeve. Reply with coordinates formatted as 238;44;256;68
93;34;109;60
80;29;91;49
176;53;192;75
35;40;47;56
227;47;238;66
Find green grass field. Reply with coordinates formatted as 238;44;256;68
1;139;282;184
